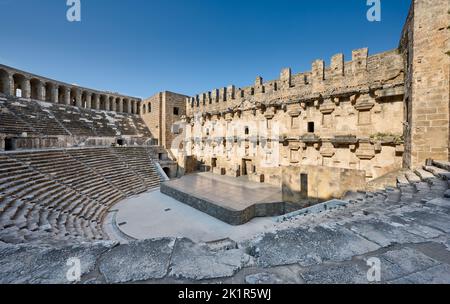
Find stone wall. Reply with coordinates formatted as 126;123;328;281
141;91;188;150
163;91;188;150
141;92;163;144
184;48;406;183
281;165;366;204
401;0;450;168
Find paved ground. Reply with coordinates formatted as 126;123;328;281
112;189;277;243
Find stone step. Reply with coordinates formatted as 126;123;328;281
397;174;409;185
432;160;450;172
405;171;421;183
423;165;450;180
414;168;435;181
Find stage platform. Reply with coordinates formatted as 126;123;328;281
160;173;298;225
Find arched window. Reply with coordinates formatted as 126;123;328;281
82;92;88;108
30;79;41;100
70;88;78;106
57;86;65;104
45;83;53;102
123;99;129;113
102;96;108;110
13;74;26;98
116;98;121;112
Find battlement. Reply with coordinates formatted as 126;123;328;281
186;48;404;117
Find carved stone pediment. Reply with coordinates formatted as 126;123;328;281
354;102;375;111
264;113;275;119
355;141;375;160
290;143;301;151
320;104;335;114
288;110;301;117
320;149;335;158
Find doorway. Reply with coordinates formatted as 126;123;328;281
241;159;253;176
300;173;308;198
4;138;16;151
163;167;171;178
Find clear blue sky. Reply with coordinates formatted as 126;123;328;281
0;0;411;98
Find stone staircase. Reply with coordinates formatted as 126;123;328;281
111;147;163;190
0;107;39;136
0;147;163;245
344;160;450;207
0;97;152;138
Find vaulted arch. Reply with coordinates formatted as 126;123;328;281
123;98;129;113
44;82;54;102
100;95;108;111
13;73;29;98
57;86;67;104
30;78;43;100
115;97;121;112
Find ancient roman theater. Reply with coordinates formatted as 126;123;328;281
1;0;450;284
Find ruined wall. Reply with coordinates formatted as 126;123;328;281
401;0;450;167
281;165;366;203
184;48;405;183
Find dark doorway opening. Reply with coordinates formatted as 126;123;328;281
163;167;171;178
300;173;308;198
308;122;315;133
116;139;124;146
211;158;217;168
4;138;15;151
241;159;252;176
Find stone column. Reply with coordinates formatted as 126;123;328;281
118;98;123;113
104;96;110;111
37;82;45;101
51;85;58;103
7;73;14;96
64;88;71;105
22;78;31;99
127;100;132;114
94;95;100;110
86;93;92;109
75;89;82;107
111;98;117;112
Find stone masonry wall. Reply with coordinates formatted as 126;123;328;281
141;91;188;150
141;92;163;144
402;0;450;168
163;91;188;150
184;49;406;184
